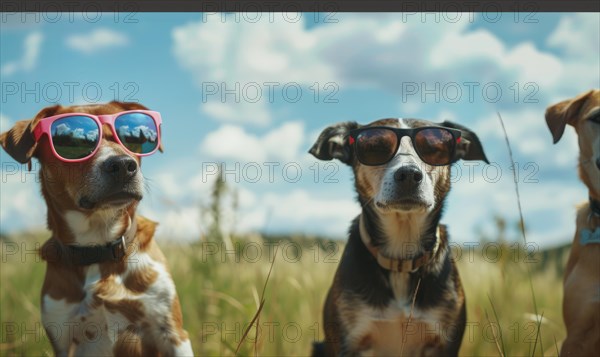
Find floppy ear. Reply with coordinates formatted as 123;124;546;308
0;120;37;164
0;105;61;164
440;120;490;164
309;121;360;165
545;90;595;144
111;100;163;153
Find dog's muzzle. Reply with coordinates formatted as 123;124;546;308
394;165;423;192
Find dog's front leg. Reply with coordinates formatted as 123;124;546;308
41;295;81;356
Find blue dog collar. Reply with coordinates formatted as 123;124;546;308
580;228;600;245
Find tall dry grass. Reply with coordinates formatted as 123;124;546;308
0;229;567;356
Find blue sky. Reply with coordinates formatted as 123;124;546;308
1;12;598;247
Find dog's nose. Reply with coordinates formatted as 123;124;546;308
394;165;423;191
102;155;138;182
596;157;600;170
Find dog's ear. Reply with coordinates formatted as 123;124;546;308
0;105;61;164
0;120;37;163
545;90;595;144
111;101;163;153
309;121;360;165
440;120;490;164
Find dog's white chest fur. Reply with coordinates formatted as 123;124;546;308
40;210;194;355
347;304;443;356
41;254;192;356
343;273;446;356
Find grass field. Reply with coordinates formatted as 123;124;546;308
0;227;569;357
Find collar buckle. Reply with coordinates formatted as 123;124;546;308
112;236;127;260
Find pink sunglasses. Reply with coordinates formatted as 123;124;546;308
33;110;162;162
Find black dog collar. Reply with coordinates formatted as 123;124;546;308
64;236;127;266
590;197;600;217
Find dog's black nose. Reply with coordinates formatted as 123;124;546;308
394;165;423;190
102;155;138;182
596;157;600;170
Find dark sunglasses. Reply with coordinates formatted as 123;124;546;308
347;126;462;166
32;110;162;162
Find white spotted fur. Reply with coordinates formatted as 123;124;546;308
42;210;193;355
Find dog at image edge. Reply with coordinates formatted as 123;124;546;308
309;118;489;356
0;102;193;356
545;89;600;357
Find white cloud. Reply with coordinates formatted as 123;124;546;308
172;13;335;125
143;184;360;240
86;129;99;141
1;32;43;76
66;28;129;55
0;168;46;232
202;101;271;126
168;13;598;245
548;13;600;58
131;125;157;141
258;189;360;236
0;114;12;132
447;170;585;247
545;14;600;98
474;109;579;169
71;128;85;139
55;123;71;135
3;14;596;246
172;13;593;123
172;14;334;85
118;125;130;136
430;32;562;87
200;121;305;162
153;206;203;242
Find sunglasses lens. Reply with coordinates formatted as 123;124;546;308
50;116;99;160
115;113;159;154
414;128;455;165
355;128;398;165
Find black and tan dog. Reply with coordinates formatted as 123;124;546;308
309;118;489;356
545;89;600;356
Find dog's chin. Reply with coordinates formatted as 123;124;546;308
78;192;142;211
375;199;431;214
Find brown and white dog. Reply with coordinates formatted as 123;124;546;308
0;102;193;356
309;118;489;356
545;89;600;356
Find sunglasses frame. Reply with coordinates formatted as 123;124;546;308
32;110;162;162
347;126;462;166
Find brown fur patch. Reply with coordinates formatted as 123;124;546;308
123;267;159;294
40;257;85;303
135;216;159;252
91;275;147;326
104;299;145;323
355;164;378;198
113;325;143;357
